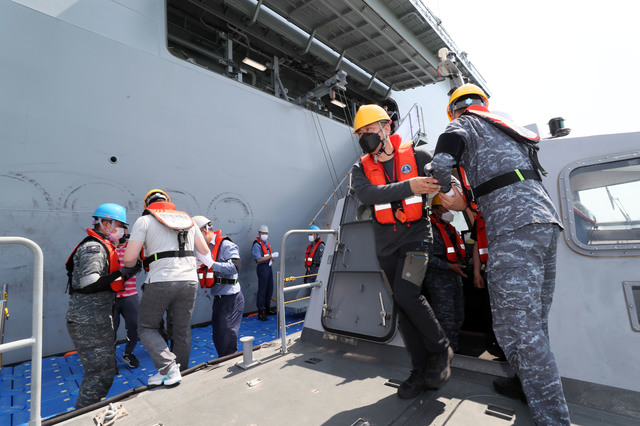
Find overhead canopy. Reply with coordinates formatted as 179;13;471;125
259;0;488;93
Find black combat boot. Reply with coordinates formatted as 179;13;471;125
257;310;268;321
397;368;426;399
424;346;454;389
493;375;527;402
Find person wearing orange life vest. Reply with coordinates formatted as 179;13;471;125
431;84;570;425
350;104;452;400
113;227;141;369
193;215;244;357
423;192;467;353
251;224;279;321
123;189;213;386
65;203;141;408
303;225;324;284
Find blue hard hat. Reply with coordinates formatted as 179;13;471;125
309;225;320;231
93;203;128;226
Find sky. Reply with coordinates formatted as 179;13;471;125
423;0;640;138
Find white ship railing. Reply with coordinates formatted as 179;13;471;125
0;237;44;426
277;228;336;354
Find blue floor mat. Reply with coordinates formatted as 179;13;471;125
0;312;305;426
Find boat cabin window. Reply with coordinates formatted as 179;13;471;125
564;155;640;254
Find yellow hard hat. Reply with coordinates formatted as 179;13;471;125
431;194;441;206
447;83;489;121
353;104;391;133
143;189;171;207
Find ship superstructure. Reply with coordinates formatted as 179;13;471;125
0;0;485;363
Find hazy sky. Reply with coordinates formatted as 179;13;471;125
423;1;640;138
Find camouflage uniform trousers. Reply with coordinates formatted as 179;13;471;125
67;320;117;409
486;223;570;425
423;271;464;352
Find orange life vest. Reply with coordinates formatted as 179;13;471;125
360;134;423;225
429;216;466;262
454;166;488;263
141;201;195;268
474;212;489;264
254;238;272;256
144;201;194;229
464;105;540;143
65;229;122;293
197;230;231;288
305;238;323;268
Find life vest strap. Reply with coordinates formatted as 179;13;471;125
473;169;540;199
142;250;195;268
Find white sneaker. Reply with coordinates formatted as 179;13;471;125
148;364;182;386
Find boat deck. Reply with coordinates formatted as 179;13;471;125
3;311;640;425
0;311;304;425
52;330;640;426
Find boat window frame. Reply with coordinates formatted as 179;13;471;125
558;150;640;257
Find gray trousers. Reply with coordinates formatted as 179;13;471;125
138;281;197;375
487;224;570;426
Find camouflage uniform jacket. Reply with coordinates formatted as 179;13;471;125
65;240;115;325
431;114;562;241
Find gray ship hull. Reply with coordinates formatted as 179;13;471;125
0;0;359;363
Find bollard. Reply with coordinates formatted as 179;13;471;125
235;336;261;370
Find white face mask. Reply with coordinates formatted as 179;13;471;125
101;220;125;243
308;235;315;242
109;226;125;243
441;211;455;223
260;234;268;242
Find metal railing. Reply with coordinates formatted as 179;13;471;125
0;237;44;426
277;228;336;354
308;173;350;228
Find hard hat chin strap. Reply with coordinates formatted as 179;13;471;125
98;219;113;237
371;122;392;164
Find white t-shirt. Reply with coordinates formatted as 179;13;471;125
129;214;203;283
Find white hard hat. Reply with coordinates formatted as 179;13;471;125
258;224;269;233
193;215;211;230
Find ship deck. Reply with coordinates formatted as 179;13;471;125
52;331;640;426
3;312;640;425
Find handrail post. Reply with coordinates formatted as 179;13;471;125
278;229;336;354
0;237;43;426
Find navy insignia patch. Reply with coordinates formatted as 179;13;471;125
400;164;412;174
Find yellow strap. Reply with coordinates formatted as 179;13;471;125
515;169;524;181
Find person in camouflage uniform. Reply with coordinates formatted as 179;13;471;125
65;203;140;408
424;191;467;352
430;84;571;425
